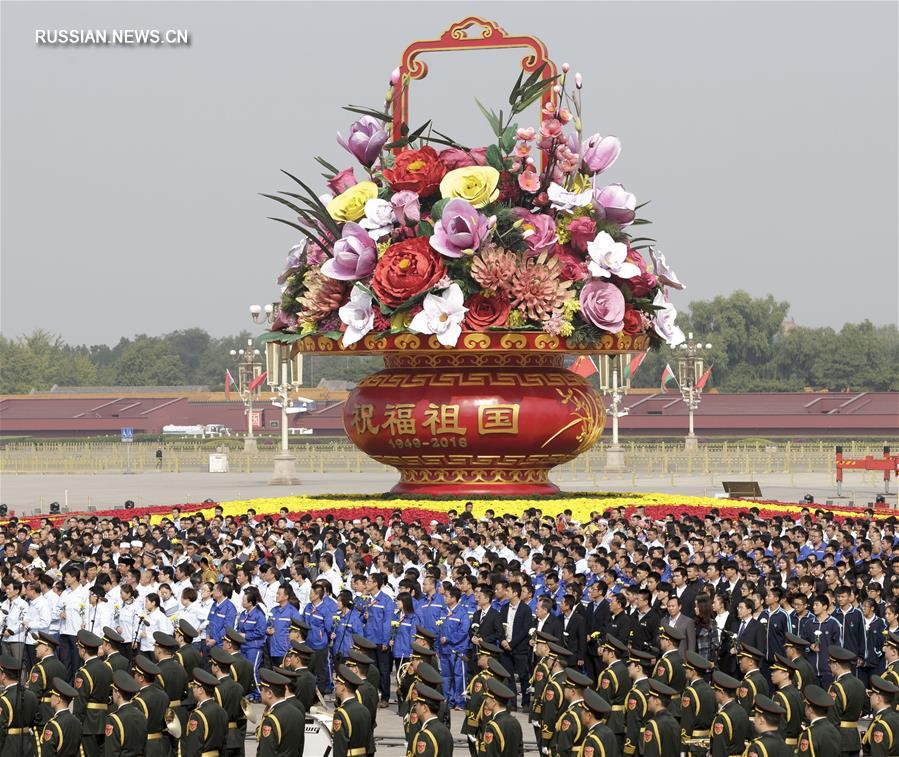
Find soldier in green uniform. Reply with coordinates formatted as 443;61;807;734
409;683;453;757
736;644;769;714
785;634;816;691
539;642;569;757
529;631;557;748
351;635;382;694
332;664;372;757
798;685;841;757
73;630;113;757
680;651;716;757
154;632;189;738
272;666;305;715
179;668;228;757
479;678;522;757
581;688;617;757
132;656;171;757
746;695;792;757
39;677;82;757
175;622;204;680
771;655;804;749
827;646;865;757
283;641;318;710
625;648;655;757
224;630;256;698
653;626;686;719
408;661;451;752
346;649;378;757
462;641;502;757
864;676;899;757
100;628;130;674
0;654;39;756
554;668;591;757
104;669;148;757
881;634;899;695
28;632;67;727
599;635;632;754
640;678;680;757
710;671;751;757
210;648;246;757
256;669;304;757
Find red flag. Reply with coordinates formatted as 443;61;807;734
570;355;598;378
622;352;647;382
696;365;713;390
660;363;677;392
246;371;268;392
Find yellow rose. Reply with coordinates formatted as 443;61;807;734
439;166;500;208
390;310;415;330
326;181;378;222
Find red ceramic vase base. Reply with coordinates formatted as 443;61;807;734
390;480;562;497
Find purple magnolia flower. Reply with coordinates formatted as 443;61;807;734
594;184;637;226
391;190;421;225
429;199;491;258
320;222;376;281
337;116;388;167
277;242;306;284
581;134;621;175
579;279;626;333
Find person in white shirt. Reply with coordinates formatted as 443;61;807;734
176;587;203;632
259;565;281;611
1;580;29;660
139;593;173;654
171;564;193;602
317;554;343;594
193;583;214;644
289;567;311;610
115;584;142;652
39;576;61;638
135;570;158;600
22;581;51;670
158;584;179;618
57;568;88;679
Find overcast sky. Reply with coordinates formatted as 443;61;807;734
2;0;896;346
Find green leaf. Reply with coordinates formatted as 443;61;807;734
631;218;652;225
266;217;332;251
430;129;469;151
383;137;409;149
279;170;341;236
501;124;518;154
635;200;651;210
628;236;657;243
509;69;525;106
315;156;340;175
474;98;501;137
485;144;506;172
406;120;432;143
429;198;450;222
342;105;390;123
416;220;434;237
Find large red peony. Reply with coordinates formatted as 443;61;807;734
372;236;447;308
463;292;512;331
622;306;645;334
382;146;446;197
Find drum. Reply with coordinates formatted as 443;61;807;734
304;713;333;757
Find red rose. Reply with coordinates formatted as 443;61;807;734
382;146;446;197
622;248;658;297
553;244;589;281
567;217;598;253
372;236;446;308
622;306;644;334
463;292;512;331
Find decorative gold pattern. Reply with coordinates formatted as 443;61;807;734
462;333;491;350
397;466;552;485
357;370;586;389
541;387;605;453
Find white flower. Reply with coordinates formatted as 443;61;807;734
650;247;686;290
359;198;396;240
409;283;468;347
652;290;685;347
586;231;641;279
547;182;593;213
338;284;375;347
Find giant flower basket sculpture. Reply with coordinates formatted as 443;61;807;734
260;18;685;495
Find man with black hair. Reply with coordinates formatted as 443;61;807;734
631;589;660;652
560;595;586;670
469;584;503;679
745;695;791;757
72;630;111;757
332;665;372;757
640;679;680;757
498;581;532;711
131;655;170;757
29;631;67;727
256;668;304;757
770;654;803;747
179;669;228;757
104;670;147;757
39;676;82;757
799;685;841;757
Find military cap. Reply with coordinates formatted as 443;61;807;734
191;668;220;688
50;677;78;699
259;669;291;688
153;632;179;650
346;649;374;667
273;667;299;681
289;619;310;633
410;642;436;659
412;683;445;706
209;648;236;668
177;620;198;639
647;679;677;698
584;688;611;716
76;630;103;649
484;677;516;702
828;645;855;662
352;634;377;651
487;658;510;679
628;648;656;666
785;632;811;649
478;641;502;656
547;642;572;659
563;668;593;688
34;631;59;648
659;624;685;642
414;625;437;642
225;628;246;645
335;664;363;688
771;653;796;673
683;651;713;671
886;632;899;650
753;694;785;717
805;685;835;709
102;627;125;645
415;662;442;686
712;671;742;692
289;640;313;658
534;630;559;644
133;655;160;678
0;655;21;674
737;643;763;660
111;670;140;695
871;675;899;696
603;635;629;654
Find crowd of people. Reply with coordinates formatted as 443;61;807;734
0;499;896;757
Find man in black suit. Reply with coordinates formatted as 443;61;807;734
533;596;563;641
585;581;610;681
499;581;534;709
733;598;763;650
560;594;587;670
671;568;698;619
723;562;745;617
468;583;503;679
631;589;661;652
606;593;634;647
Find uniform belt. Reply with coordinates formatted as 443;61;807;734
785;739;798;746
691;730;711;737
347;749;367;756
610;705;626;712
147;733;164;741
201;752;219;757
839;721;858;728
169;700;182;707
6;729;31;735
228;722;237;729
86;703;107;710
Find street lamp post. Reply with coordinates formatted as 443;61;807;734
599;354;631;472
677;332;712;450
251;303;302;485
228;339;262;452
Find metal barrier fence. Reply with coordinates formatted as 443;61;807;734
1;439;895;479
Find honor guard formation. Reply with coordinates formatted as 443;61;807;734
0;502;898;756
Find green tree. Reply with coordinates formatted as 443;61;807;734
114;338;184;386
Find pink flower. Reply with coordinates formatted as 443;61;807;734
514;209;557;254
594;184;637;226
553;245;589;281
540;118;563;139
516;127;536;142
438;148;478;171
579;280;626;333
581;134;621;175
469;147;488;166
518;170;540;194
566;217;598;253
326;168;358;196
390;191;421;225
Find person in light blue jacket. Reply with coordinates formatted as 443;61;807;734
391;593;420;669
236;586;266;701
332;590;363;663
363;573;395;705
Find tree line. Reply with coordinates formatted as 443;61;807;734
0;292;896;394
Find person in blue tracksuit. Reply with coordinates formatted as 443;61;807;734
237;586;267;701
833;586;865;667
302;583;334;693
810;593;842;687
391;593;420;672
418;575;446;636
332;590;363;663
205;581;237;650
860;597;887;685
363;573;395;704
439;586;470;709
267;585;302;666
